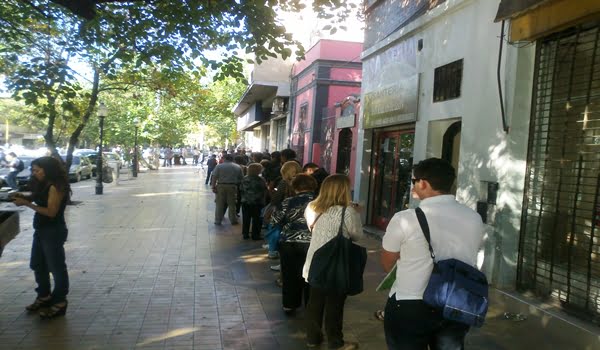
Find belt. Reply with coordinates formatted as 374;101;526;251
218;183;238;185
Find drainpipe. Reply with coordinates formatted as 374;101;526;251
497;20;509;133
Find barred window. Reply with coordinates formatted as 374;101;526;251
433;59;463;102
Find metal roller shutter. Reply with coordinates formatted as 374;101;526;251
518;22;600;321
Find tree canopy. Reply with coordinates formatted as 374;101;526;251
0;0;356;168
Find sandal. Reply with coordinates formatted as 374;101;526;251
25;296;51;312
39;301;68;319
374;309;385;321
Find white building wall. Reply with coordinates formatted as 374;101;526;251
355;0;536;287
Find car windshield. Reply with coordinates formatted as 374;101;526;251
62;156;80;165
105;153;117;160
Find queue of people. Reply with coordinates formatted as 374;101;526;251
208;147;365;350
208;151;485;350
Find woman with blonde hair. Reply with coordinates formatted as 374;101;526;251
303;174;363;350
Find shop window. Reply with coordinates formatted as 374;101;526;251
433;59;463;102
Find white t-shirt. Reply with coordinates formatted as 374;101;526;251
382;195;484;300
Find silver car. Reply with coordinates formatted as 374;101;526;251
62;155;93;182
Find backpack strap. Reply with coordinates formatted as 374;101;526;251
415;207;436;261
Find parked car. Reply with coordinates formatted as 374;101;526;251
62;155;93;182
103;152;123;170
74;150;108;177
0;156;35;190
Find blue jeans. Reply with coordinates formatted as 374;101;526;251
6;170;18;189
264;224;281;253
30;226;69;303
384;297;469;350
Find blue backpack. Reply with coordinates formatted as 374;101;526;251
415;208;488;328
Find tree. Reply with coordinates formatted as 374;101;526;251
0;0;354;169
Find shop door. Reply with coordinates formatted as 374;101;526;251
372;131;415;230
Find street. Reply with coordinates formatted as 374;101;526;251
0;167;591;350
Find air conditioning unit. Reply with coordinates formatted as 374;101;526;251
272;97;285;114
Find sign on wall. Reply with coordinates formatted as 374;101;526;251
362;37;418;129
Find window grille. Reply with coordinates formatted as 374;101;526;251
433;59;463;102
518;22;600;322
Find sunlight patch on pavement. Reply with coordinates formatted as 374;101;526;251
0;260;27;268
240;253;269;263
136;327;200;346
133;191;185;197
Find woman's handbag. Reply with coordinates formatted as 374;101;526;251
308;207;367;296
415;208;488;328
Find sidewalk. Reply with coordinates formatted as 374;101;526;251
0;166;594;349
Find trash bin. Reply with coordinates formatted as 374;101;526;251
107;161;119;184
173;155;181;165
0;210;19;257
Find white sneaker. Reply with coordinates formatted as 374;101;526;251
262;244;269;250
270;264;281;271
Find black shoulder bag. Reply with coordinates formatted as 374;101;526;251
308;207;367;296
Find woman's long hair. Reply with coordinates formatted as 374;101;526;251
31;156;71;201
309;174;351;214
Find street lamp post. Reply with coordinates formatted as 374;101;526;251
95;102;108;195
132;118;140;177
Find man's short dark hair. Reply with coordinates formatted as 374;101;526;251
281;148;296;161
292;174;318;193
412;158;455;193
303;162;319;172
224;154;234;161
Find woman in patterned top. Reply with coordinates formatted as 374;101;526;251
271;174;318;314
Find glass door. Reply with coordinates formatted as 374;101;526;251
372;130;414;230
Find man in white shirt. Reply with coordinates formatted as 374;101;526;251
380;158;484;350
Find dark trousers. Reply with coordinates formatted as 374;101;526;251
305;286;347;349
30;227;69;303
384;297;470;350
205;168;214;184
242;203;263;239
280;241;310;309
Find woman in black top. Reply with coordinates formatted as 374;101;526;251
13;156;70;319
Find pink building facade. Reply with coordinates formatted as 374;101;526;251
289;40;362;186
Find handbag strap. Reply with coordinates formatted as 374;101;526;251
309;213;322;232
337;206;347;237
415;207;436;261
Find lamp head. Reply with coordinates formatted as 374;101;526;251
133;118;141;128
98;102;108;118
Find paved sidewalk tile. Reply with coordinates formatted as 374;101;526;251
0;168;389;350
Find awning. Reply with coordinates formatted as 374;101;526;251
232;82;289;116
494;0;553;22
497;0;600;42
237;104;266;132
